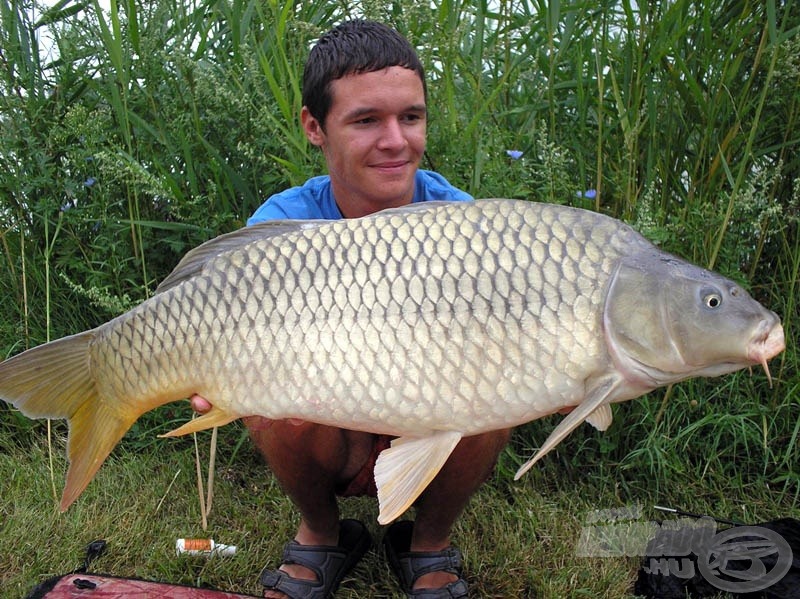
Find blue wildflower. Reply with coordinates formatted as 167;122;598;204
84;177;97;188
576;189;597;199
506;150;523;160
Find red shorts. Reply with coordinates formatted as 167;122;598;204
335;435;393;497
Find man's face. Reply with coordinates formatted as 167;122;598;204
302;66;427;218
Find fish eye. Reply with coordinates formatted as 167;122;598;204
704;293;722;309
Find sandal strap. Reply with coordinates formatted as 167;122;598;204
408;578;470;599
384;521;469;597
259;519;371;598
396;547;464;587
294;540;352;576
260;567;327;599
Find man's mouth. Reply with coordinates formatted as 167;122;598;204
373;160;410;172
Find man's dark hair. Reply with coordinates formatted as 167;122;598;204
302;20;426;129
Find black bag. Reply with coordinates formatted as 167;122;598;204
635;516;800;598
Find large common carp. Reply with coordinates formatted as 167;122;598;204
0;200;784;523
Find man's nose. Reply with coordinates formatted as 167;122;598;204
377;118;408;149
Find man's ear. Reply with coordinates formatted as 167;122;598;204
301;106;325;147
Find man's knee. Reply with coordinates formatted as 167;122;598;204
449;428;512;475
472;428;512;456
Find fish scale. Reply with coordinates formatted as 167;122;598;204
0;199;784;523
190;201;617;429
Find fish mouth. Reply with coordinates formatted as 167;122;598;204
619;317;786;388
747;318;785;385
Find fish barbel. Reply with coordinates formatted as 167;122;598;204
0;200;785;523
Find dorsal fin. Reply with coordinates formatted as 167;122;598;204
373;200;460;216
154;202;463;295
154;220;329;294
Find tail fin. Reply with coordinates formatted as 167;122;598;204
0;332;137;511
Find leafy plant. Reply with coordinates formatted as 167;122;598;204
0;1;798;594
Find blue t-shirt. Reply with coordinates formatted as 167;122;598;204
247;170;472;225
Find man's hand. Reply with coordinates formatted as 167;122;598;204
190;394;212;414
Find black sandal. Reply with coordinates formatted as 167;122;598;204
383;520;469;598
259;519;372;598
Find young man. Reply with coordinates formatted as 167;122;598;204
191;20;511;598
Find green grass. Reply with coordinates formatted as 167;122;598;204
0;420;794;598
1;0;798;596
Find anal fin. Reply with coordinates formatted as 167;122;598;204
374;431;462;525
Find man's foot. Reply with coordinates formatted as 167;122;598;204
383;520;469;598
260;519;371;598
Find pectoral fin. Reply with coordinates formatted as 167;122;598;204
514;376;621;480
160;406;238;437
374;431;463;525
